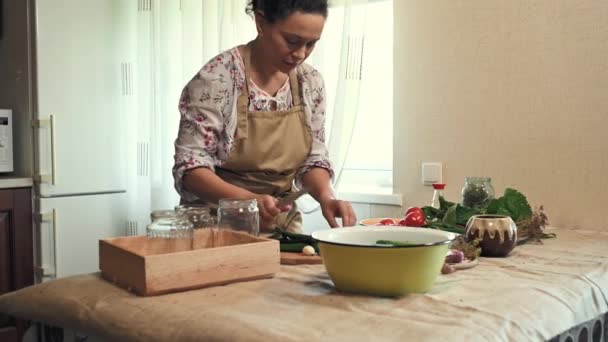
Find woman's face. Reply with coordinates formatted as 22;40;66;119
256;11;325;73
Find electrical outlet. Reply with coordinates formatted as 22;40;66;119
422;162;442;185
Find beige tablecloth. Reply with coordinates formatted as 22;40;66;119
1;227;607;342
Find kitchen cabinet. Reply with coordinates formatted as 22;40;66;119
0;188;33;342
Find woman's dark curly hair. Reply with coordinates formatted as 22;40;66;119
246;0;329;24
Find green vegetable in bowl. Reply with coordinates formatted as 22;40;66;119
375;240;417;247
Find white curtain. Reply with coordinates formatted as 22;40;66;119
317;0;368;188
297;0;370;213
126;0;367;230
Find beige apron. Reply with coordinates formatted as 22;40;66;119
214;45;313;233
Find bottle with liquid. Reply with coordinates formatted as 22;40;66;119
431;183;446;209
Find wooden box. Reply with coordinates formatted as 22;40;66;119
99;229;280;296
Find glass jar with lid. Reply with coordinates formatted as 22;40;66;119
175;204;215;230
460;177;495;209
147;210;193;239
217;199;259;236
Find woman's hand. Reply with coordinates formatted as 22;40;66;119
319;197;357;228
300;167;357;228
253;194;282;229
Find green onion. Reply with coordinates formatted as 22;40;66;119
375;240;417;246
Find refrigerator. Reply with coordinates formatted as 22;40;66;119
28;0;132;282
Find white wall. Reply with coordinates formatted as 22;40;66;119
394;1;608;230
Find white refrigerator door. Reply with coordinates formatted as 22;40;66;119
34;0;127;196
36;193;127;280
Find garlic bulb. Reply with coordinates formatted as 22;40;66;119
302;245;316;256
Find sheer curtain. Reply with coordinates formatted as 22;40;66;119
126;0;366;231
297;0;370;213
126;0;254;232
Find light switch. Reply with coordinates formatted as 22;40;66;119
422;162;442;185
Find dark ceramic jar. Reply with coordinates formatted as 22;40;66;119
465;215;517;257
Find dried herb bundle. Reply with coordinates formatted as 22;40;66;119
516;206;556;244
450;236;482;260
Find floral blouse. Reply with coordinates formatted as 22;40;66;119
173;46;333;201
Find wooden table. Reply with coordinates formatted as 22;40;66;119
0;227;607;342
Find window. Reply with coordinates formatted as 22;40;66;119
312;0;394;195
131;0;394;214
339;0;393;195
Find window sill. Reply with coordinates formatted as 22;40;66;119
337;191;403;206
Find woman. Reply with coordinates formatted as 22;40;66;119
173;0;356;233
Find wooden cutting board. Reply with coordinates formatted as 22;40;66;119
280;252;323;265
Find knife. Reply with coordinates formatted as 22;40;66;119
277;189;308;208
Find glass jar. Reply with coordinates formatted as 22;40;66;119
460;177;495;209
217;199;259;236
147;210;193;239
175;204;215;229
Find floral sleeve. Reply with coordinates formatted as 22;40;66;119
173;51;241;201
294;65;335;188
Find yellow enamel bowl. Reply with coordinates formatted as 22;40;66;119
312;226;456;297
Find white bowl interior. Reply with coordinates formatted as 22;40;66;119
312;227;456;246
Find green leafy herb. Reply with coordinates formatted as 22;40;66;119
450;236;482;260
442;204;458;227
376;240;416;247
421;187;553;242
485;188;533;222
423;201;480;235
439;196;456;210
425;221;466;234
455;205;482;226
422;206;442;221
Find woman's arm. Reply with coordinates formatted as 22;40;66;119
183;168;281;224
183;167;252;202
296;65;356;227
293;66;335;187
302;168;356;227
301;168;333;204
173;68;228;202
173;50;280;224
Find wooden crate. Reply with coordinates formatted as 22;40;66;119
99;229;280;296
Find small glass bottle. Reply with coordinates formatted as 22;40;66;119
217;199;259;236
460;177;495;209
431;183;446;209
147;210;193;239
175;204;215;229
